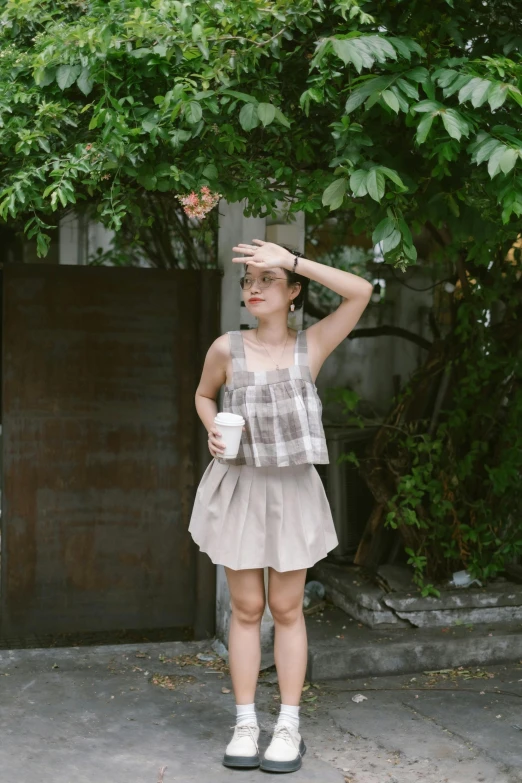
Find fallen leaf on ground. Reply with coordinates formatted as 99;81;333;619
151;673;197;690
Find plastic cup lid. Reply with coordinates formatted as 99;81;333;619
215;412;245;425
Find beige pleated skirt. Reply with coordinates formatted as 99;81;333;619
188;458;339;572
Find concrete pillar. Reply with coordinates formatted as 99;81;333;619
59;214;114;265
59;213;87;265
215;200;306;654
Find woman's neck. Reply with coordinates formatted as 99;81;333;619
254;315;292;346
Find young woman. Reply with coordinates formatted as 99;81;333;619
188;239;373;773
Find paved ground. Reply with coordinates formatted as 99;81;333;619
1;639;521;783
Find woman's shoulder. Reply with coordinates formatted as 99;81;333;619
208;332;232;358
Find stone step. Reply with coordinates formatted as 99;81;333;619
305;603;522;681
311;560;522;629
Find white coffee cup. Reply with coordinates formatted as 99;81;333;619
214;412;245;458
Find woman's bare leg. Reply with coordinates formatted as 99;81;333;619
224;566;266;704
267;567;308;706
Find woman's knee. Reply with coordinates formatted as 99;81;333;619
225;566;266;625
231;595;266;625
268;598;302;625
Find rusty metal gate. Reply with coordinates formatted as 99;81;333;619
0;263;219;644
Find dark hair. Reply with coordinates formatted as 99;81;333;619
281;267;308;310
280;245;308;311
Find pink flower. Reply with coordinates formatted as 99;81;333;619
176;186;221;219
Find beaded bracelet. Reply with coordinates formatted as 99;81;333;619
293;250;303;272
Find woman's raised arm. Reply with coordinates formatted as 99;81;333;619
232;239;374;373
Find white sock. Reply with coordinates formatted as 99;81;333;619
236;702;257;726
277;703;300;731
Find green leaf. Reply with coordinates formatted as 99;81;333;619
381;89;400;113
398;218;413;245
379;166;406;189
381;228;401;252
388;37;412;60
443;73;472;98
299;88;323;114
412;100;442;113
332;39;365;72
470;79;493;108
142;112;159;132
400;38;426;57
153;43;167;57
77;68;94;96
372;217;396;244
487;145;507;177
274;107;291;128
239;102;260;131
441;109;469;140
56;64;81;90
406;67;429;82
36;232;51;258
433;68;459;89
367;168;385;202
345;75;396;114
390;85;409;112
42;183;58;199
309;38;330;69
35;67;56;87
458;77;485;104
487;83;509;111
508;87;522;108
130;47;152;58
473;137;503;165
191;22;204;42
170;128;192;148
396;78;419;100
499;147;517;175
138;173;157;190
185;101;203;123
349;169;368;197
258;103;276;127
221;89;257;103
363;35;397;63
202;163;218;180
403;242;417;260
416;113;435;144
322;177;347;210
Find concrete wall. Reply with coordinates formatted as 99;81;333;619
309;266;434;418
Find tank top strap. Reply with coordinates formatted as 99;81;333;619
228;330;248;373
294;329;309;366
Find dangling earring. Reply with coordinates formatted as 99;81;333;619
290;301;295;312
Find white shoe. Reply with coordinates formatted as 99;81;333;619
222;721;260;768
260;721;306;773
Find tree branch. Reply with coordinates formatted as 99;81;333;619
305;301;432;350
350;326;432;350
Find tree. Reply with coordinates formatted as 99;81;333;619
1;0;521;587
0;0;520;265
